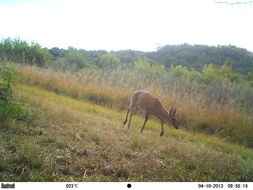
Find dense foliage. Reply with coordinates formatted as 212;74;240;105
148;44;253;75
1;38;253;74
0;65;31;121
0;38;51;67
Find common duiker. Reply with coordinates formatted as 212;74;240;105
123;90;179;136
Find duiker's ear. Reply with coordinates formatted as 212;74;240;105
168;108;173;115
173;108;177;114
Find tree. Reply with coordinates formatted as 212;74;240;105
169;65;201;81
219;64;242;82
97;54;121;69
0;38;51;67
49;47;66;58
201;64;241;84
64;49;89;70
27;42;52;66
134;58;165;84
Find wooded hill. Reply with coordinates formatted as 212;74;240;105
1;38;253;76
115;44;253;75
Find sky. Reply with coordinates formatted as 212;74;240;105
0;0;253;52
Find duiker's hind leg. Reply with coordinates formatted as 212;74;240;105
127;112;133;129
160;120;164;136
126;106;137;129
123;109;129;125
140;112;149;133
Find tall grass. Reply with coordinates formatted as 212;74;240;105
3;83;252;182
16;64;253;148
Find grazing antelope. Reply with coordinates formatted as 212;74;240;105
123;90;178;136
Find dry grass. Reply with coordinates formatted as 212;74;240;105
1;84;253;181
16;65;253;148
17;65;130;110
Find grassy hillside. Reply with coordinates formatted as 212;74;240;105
1;38;253;182
1;69;253;181
16;65;253;148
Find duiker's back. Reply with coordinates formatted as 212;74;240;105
136;93;164;115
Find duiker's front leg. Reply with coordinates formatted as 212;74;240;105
123;108;129;125
127;112;133;129
140;112;149;133
160;120;164;136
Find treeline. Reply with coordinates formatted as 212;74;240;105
1;38;253;113
1;38;253;74
148;44;253;75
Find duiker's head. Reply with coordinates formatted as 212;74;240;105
168;108;178;129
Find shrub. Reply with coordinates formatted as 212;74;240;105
97;54;121;69
0;38;51;67
0;65;32;121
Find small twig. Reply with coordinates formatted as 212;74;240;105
213;0;253;5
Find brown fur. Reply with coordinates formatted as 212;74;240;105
123;90;178;136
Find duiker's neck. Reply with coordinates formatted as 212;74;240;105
155;104;170;122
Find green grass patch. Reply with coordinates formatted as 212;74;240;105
18;84;253;158
1;84;253;181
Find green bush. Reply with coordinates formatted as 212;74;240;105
0;38;51;67
97;54;121;69
0;65;32;121
201;64;242;84
64;49;89;70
